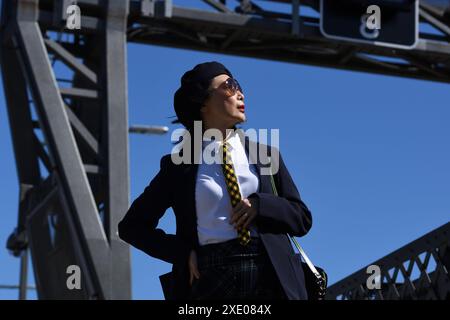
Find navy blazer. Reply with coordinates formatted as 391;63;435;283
118;136;313;300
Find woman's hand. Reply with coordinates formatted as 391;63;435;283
188;249;200;286
230;198;258;230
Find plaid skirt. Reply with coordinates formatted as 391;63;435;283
188;237;287;300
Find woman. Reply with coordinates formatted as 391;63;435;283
118;61;313;300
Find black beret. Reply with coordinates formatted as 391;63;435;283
173;61;233;128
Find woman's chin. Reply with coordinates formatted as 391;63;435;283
234;114;246;123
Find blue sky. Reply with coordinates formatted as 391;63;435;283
1;1;449;300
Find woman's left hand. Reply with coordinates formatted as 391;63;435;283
230;198;258;230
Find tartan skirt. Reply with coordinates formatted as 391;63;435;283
188;237;287;300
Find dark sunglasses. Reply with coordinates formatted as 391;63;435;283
211;77;243;97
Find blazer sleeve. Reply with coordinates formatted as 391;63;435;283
118;154;191;266
248;149;312;237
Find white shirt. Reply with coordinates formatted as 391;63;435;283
195;131;260;245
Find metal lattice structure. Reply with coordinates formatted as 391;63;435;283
326;222;450;300
1;0;449;299
1;0;131;299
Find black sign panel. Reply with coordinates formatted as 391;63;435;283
320;0;418;49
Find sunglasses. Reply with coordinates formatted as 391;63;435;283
210;77;243;97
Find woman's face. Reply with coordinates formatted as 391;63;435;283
200;74;246;129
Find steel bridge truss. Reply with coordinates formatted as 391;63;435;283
326;223;450;300
1;0;131;299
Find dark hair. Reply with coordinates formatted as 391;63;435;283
171;61;234;133
170;81;212;134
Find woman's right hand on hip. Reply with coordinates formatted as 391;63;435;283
188;249;200;286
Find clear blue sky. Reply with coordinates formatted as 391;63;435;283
1;1;449;300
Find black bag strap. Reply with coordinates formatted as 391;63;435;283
267;157;323;282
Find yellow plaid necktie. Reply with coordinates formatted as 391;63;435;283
221;140;251;246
